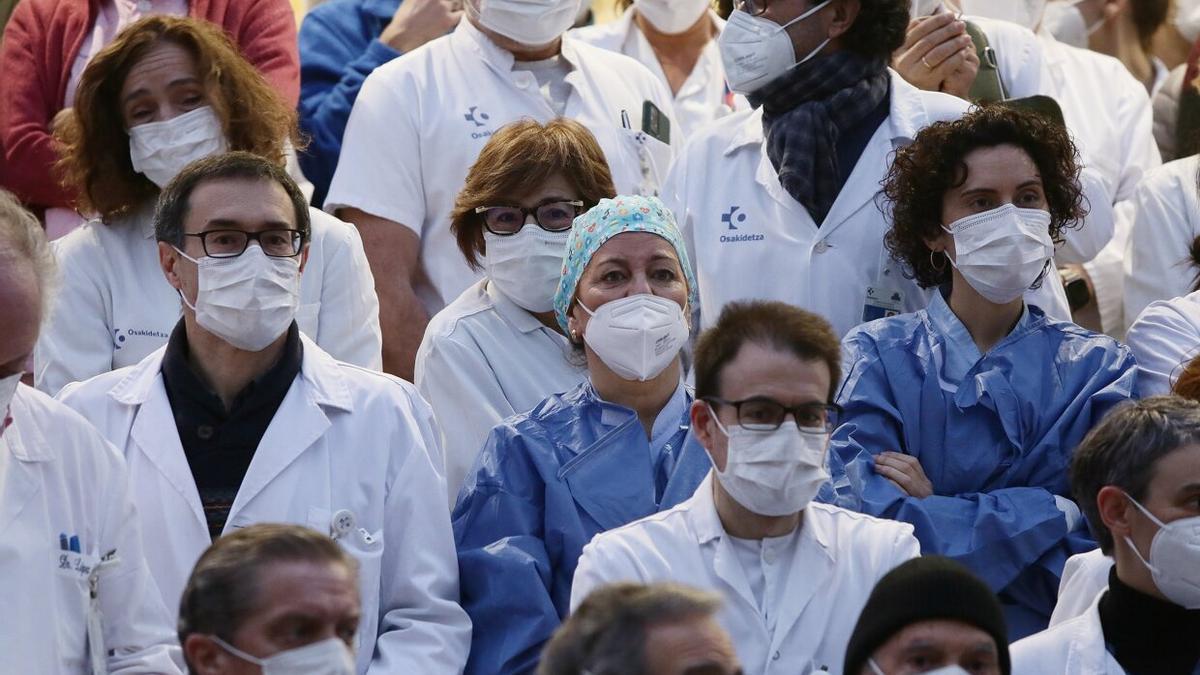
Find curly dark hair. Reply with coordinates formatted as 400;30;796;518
54;15;300;222
882;105;1086;289
841;0;910;60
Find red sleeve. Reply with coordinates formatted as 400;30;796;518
0;0;75;209
221;0;300;106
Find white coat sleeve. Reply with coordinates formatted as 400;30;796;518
369;390;471;674
324;67;425;233
415;333;517;506
1123;168;1196;327
1126;301;1200;396
34;237;116;396
312;216;383;369
569;535;642;613
1048;550;1113;627
1054;166;1114;264
1113;76;1162;205
94;436;185;674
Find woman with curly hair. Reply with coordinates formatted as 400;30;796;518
34;15;381;395
827;105;1139;640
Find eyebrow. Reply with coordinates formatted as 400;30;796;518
202;218;294;230
121;77;202;105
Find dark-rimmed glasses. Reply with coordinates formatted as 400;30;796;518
474;200;585;235
736;0;770;16
704;397;841;434
183;229;304;258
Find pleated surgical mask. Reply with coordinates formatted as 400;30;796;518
943;204;1054;305
636;0;711;34
471;0;580;45
484;228;569;313
212;636;355;675
128;106;228;188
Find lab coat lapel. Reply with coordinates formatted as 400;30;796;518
0;431;42;539
226;339;340;524
561;419;658;531
128;379;207;533
816;118;890;236
772;508;834;643
695;478;759;611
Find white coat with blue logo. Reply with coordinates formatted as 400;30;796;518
0;384;182;674
55;336;471;674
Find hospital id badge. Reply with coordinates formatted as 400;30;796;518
862;284;904;322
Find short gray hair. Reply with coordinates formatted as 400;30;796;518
1071;395;1200;553
0;189;59;321
538;582;723;675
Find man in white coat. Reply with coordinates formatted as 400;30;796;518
0;189;183;674
56;153;472;674
325;0;677;379
1012;396;1200;674
571;301;919;675
662;0;969;338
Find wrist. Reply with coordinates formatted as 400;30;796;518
381;21;418;52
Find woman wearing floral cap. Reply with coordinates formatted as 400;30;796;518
451;195;713;675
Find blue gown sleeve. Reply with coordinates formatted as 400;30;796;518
828;333;1071;594
297;6;401;207
452;425;559;675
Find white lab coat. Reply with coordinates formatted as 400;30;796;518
571;474;920;675
570;8;746;137
56;336;471;674
1123;155;1200;327
661;71;1071;336
1011;591;1126;674
326;18;676;316
0;384;182;674
1037;33;1161;335
34;203;382;396
415;279;587;503
1049;549;1113;627
1126;291;1200;396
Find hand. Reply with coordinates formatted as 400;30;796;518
380;0;463;54
874;451;934;498
892;13;976;98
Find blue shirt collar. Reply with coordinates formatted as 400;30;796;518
927;289;1031;385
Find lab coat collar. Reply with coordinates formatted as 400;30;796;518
456;17;584;81
689;473;834;561
723;69;925;156
0;394;43;538
486;280;553;334
4;386;54;462
1064;590;1126;673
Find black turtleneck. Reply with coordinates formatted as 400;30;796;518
1098;567;1200;675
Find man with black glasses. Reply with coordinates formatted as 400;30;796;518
571;300;919;675
57;152;471;673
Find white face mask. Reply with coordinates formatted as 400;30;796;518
128;106;228;188
0;373;20;437
869;660;970;675
213;636;355;675
636;0;711;35
1124;494;1200;609
1176;0;1200;43
943;203;1054;305
707;407;829;516
484;228;569;313
472;0;581;46
579;293;688;381
959;0;1047;29
718;0;833;95
1041;0;1105;47
175;244;301;352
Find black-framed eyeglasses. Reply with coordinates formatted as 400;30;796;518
704;397;842;434
183;229;304;258
474;200;585;235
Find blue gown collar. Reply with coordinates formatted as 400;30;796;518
926;290;1035;384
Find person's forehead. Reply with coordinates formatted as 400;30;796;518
957;144;1040;187
121;42;198;94
643;616;739;673
1147;443;1200;495
183;178;295;230
251;560;359;620
717;341;830;401
591;231;676;264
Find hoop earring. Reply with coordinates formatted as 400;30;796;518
930;249;947;273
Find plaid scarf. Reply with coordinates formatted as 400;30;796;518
749;52;890;224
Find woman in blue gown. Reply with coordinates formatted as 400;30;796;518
828;106;1138;639
452;195;712;674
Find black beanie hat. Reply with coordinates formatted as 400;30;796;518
842;556;1010;675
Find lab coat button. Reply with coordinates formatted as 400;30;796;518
196;425;214;440
772;651;781;661
814;240;830;254
332;509;356;537
764;549;777;565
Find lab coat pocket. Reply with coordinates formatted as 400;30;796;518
296;302;321;342
339;528;384;656
620;128;672;197
52;554;91;670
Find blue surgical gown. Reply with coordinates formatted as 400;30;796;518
452;380;712;674
827;294;1138;639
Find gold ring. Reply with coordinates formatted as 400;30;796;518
921;56;933;69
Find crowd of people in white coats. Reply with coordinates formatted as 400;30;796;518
2;0;1200;672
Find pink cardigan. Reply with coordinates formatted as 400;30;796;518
0;0;299;211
